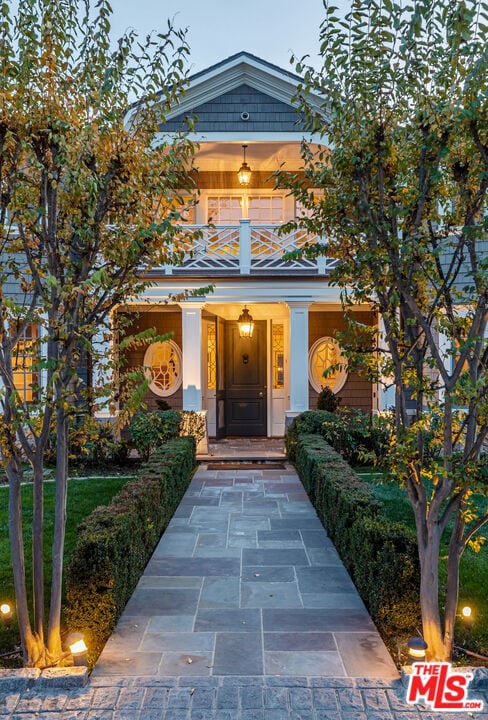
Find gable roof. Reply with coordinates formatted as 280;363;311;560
163;51;323;121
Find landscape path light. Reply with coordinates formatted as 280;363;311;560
407;636;428;663
67;632;88;666
0;603;13;629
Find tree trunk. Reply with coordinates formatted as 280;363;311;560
47;404;68;660
32;452;45;646
443;514;465;659
418;532;448;660
6;454;48;666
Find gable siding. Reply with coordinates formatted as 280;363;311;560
440;239;488;294
161;84;305;133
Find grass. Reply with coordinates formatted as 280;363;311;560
356;469;488;660
0;474;134;664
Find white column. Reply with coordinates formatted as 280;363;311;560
180;301;205;411
93;323;113;419
378;314;395;411
286;301;310;422
239;219;251;275
38;312;48;392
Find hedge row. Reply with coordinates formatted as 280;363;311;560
65;436;196;664
294;433;421;636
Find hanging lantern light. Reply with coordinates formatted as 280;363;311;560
237;144;252;186
238;306;254;338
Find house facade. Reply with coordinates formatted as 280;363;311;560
101;52;385;438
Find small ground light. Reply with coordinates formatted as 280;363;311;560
461;605;474;628
0;603;13;629
407;637;428;662
68;632;88;666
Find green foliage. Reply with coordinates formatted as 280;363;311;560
45;417;130;468
179;410;207;445
65;437;195;665
294;433;420;635
0;0;199;664
129;410;181;459
316;386;341;412
0;475;131;666
129;409;207;459
286;409;393;465
284;0;488;660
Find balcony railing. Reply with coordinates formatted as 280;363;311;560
162;220;338;275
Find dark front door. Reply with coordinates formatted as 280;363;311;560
224;320;267;436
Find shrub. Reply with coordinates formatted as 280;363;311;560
129;409;181;459
65;436;195;665
294;433;420;635
179;410;207;445
44;416;130;468
316;386;341;412
285;410;335;461
286;408;393;465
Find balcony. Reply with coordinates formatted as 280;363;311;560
161;220;338;276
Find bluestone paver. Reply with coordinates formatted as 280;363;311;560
3;441;486;718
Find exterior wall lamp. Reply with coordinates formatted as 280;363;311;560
238;306;254;338
237;144;252;186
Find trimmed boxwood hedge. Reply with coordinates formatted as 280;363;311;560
294;433;421;636
65;436;195;664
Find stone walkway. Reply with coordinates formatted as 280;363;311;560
1;442;487;719
93;460;397;680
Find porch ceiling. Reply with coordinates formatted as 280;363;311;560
194;141;322;173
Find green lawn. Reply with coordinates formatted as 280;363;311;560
356;470;488;659
0;475;133;664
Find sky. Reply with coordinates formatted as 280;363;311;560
108;0;341;76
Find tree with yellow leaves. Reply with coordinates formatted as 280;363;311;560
0;0;197;667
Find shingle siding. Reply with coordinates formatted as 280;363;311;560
161;84;305;133
1;252;33;304
308;310;374;414
439;238;488;295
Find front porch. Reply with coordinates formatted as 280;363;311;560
110;292;379;439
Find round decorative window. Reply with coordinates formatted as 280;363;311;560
308;337;348;394
143;340;182;397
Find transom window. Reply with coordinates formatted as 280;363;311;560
143;340;182;397
308;337;348;394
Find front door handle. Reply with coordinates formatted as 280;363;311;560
258;391;264;398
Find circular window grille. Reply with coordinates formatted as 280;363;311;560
308;337;348;394
143;340;182;397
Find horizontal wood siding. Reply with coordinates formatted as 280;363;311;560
308;310;374;413
122;311;182;411
162;84;305;133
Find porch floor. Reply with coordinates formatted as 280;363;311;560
93;451;398;681
198;437;286;462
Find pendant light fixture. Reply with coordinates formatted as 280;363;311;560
237;306;254;338
237;144;252;186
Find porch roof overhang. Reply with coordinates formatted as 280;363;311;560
127;277;353;306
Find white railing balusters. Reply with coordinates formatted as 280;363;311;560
160;224;337;274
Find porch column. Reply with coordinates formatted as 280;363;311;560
286;301;311;423
180;301;205;411
93;323;113;419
